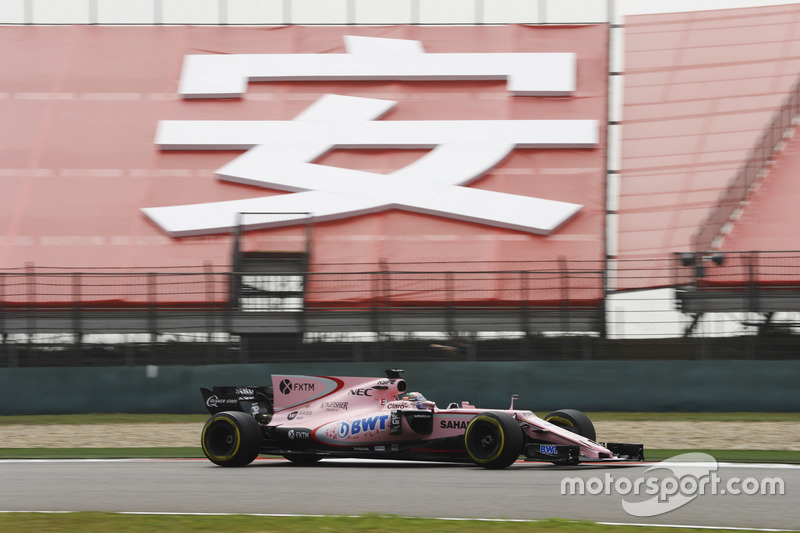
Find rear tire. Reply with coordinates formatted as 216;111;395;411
201;411;261;467
464;411;523;469
543;409;596;441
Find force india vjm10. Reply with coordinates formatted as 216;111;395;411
200;369;644;469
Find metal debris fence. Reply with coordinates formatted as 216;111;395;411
1;253;800;365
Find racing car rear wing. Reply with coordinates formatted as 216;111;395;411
200;386;273;421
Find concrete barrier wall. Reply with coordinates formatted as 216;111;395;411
1;360;798;415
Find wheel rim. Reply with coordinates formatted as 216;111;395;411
466;419;502;461
203;418;239;459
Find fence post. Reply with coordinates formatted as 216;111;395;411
445;271;455;341
1;269;15;365
383;267;392;360
595;268;605;358
558;257;571;358
747;251;760;359
72;272;82;347
0;274;4;342
519;270;530;358
25;263;35;354
370;270;380;358
377;260;391;360
0;274;5;366
147;272;157;363
204;262;214;364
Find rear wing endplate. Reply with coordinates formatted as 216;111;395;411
200;386;273;419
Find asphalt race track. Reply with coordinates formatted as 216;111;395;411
1;459;798;529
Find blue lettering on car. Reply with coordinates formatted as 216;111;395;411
539;444;558;455
338;414;390;438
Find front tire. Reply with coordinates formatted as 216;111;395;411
201;411;261;467
543;409;596;441
464;411;523;469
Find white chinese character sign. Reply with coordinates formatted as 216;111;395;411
144;35;598;238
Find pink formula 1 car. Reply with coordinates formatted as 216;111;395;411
200;369;644;469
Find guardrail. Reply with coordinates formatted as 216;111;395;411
0;267;604;310
0;263;610;365
0;254;799;362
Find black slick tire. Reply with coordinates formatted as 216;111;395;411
201;411;261;467
464;411;523;469
543;409;596;441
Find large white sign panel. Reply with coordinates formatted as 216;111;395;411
144;37;598;237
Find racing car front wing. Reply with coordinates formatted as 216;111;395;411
524;442;644;464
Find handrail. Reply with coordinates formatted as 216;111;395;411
0;267;605;309
692;76;800;251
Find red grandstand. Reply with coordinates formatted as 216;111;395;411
1;5;799;346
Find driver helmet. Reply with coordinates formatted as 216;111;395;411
400;392;426;403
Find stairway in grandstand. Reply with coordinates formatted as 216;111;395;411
692;77;800;252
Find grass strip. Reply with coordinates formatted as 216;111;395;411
584;412;800;422
642;449;800;464
0;414;209;425
0;447;205;459
0;447;798;463
0;513;788;533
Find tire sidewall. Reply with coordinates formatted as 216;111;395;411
202;411;261;467
464;411;523;469
543;409;596;441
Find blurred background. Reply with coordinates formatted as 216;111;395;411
2;0;800;412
